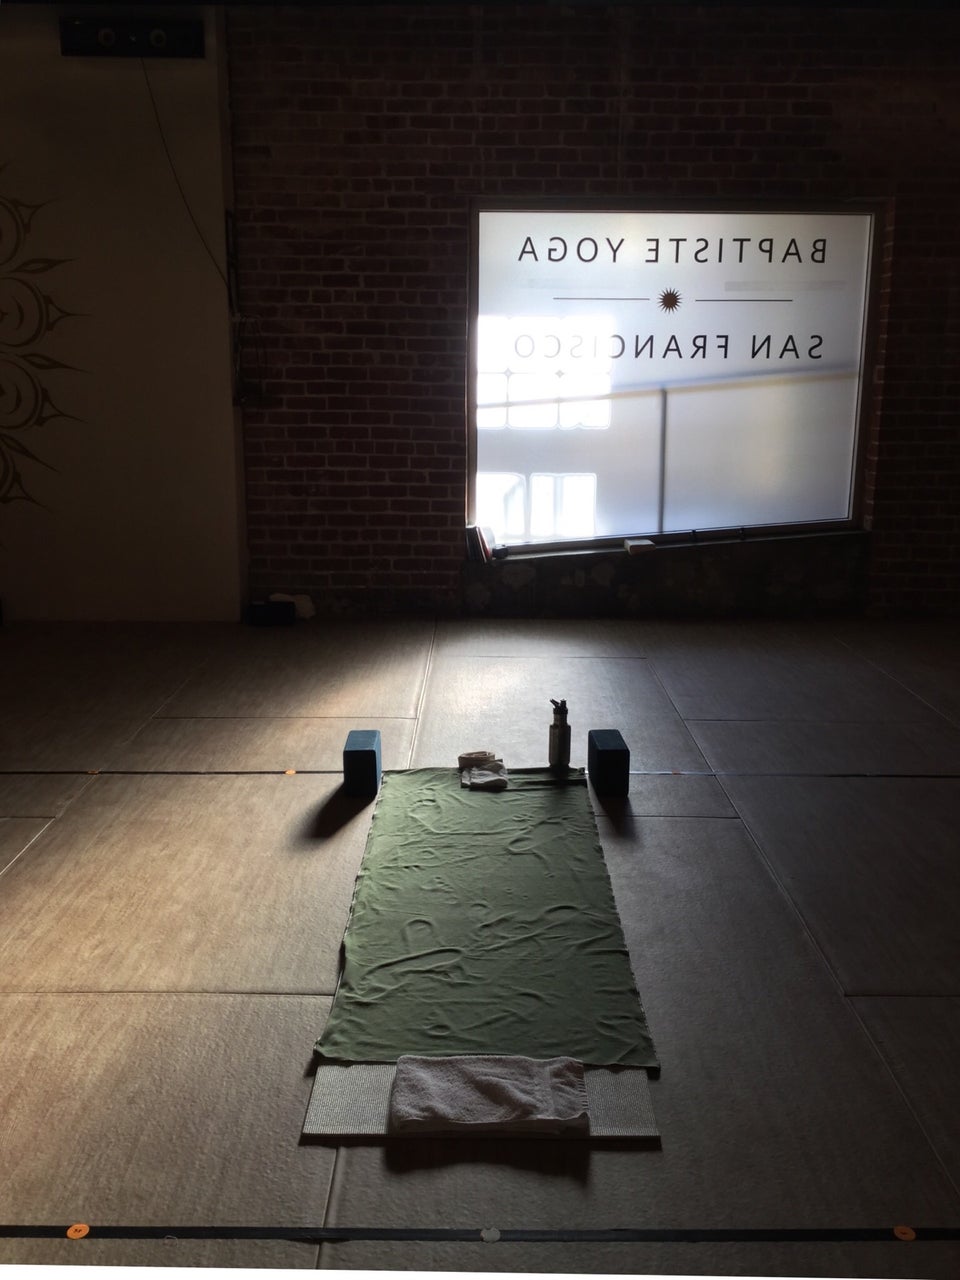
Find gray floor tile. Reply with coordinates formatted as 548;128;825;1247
0;772;94;817
317;1238;960;1277
0;622;219;720
106;715;415;773
835;620;960;725
0;816;50;874
0;993;333;1231
648;621;944;722
722;776;960;995
853;996;960;1187
0;1238;320;1268
319;816;959;1246
0;774;371;994
162;620;434;718
0;714;146;771
687;717;960;775
602;814;959;1217
590;772;736;819
435;617;654;657
412;654;708;772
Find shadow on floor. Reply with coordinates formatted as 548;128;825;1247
302;785;376;839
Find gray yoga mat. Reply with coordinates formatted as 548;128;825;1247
303;1061;659;1140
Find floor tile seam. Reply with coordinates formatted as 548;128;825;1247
147;653;222;719
711;771;960;779
431;650;652;659
629;768;718;774
0;787;102;816
405;619;439;770
683;715;959;726
844;991;960;1000
145;715;419;721
596;814;742;823
51;762;368;773
0;990;338;998
8;1226;960;1239
843;996;960;1209
711;773;850;1000
151;1224;960;1243
319;1149;347;1263
0;818;54;881
833;635;960;730
642;658;712;770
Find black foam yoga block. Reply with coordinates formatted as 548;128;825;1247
588;729;630;797
343;729;382;797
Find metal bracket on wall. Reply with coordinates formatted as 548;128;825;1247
59;18;205;58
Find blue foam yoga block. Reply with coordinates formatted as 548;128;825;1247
588;728;630;797
343;729;382;797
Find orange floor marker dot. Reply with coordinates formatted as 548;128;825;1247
66;1224;90;1239
284;769;297;775
894;1224;916;1241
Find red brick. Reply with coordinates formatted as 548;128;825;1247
229;2;960;615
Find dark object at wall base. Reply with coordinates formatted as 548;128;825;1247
246;599;296;626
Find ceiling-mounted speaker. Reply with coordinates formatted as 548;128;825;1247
59;17;205;59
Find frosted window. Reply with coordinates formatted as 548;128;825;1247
477;373;508;430
530;474;597;539
473;209;873;546
476;472;525;541
559;374;611;429
664;374;860;532
508;374;559;430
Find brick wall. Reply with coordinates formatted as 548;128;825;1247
226;2;960;616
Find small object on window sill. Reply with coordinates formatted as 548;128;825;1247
465;525;493;563
624;538;655;554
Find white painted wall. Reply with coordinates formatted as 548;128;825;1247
0;5;244;619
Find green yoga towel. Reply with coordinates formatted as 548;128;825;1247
316;767;658;1068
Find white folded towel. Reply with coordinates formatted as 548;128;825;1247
388;1054;590;1134
457;750;498;770
462;763;508;791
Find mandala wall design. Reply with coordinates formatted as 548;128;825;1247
0;168;82;507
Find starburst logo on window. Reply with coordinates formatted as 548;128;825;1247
658;288;682;312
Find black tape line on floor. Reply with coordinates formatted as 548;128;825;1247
2;1225;960;1243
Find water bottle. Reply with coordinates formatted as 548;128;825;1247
549;698;571;771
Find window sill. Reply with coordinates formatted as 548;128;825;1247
462;528;871;618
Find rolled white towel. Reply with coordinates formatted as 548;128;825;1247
389;1054;590;1134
